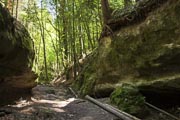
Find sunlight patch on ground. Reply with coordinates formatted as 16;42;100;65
9;97;76;114
11;99;32;108
31;97;76;107
20;107;36;114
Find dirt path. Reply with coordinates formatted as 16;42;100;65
0;85;118;120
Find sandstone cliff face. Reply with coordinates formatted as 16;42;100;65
0;4;36;105
73;0;180;103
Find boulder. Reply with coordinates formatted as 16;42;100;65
110;84;146;116
73;0;180;105
0;4;36;105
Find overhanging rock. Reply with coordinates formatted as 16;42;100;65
0;4;37;105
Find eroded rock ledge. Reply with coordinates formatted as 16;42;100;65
0;4;37;105
73;0;180;105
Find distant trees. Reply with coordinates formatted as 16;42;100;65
18;0;101;82
50;0;101;80
4;0;140;82
1;0;19;18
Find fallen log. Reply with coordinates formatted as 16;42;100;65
85;95;141;120
145;102;180;120
104;103;141;120
68;87;78;98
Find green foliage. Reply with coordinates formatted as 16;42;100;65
16;0;138;83
110;84;146;115
17;0;101;83
110;0;124;9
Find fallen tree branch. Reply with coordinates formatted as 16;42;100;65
145;102;180;120
104;103;141;120
85;95;141;120
68;87;78;98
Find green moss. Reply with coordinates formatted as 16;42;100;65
106;49;121;69
110;84;146;115
72;54;98;96
73;0;180;99
73;70;97;97
80;73;97;96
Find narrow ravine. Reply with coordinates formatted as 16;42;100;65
1;0;180;119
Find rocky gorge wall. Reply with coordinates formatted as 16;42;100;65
73;0;180;105
0;4;36;105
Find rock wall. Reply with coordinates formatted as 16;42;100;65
73;0;180;103
0;4;36;105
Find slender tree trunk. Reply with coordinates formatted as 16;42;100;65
82;30;87;55
55;0;60;74
78;25;83;56
92;22;96;47
61;0;69;71
11;0;14;15
35;1;48;81
101;0;111;24
15;0;19;19
72;0;77;80
83;21;94;50
41;2;48;81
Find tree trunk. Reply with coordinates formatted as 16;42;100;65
101;0;111;24
11;0;14;15
72;0;77;80
15;0;18;19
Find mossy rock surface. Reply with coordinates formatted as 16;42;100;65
110;84;146;115
0;4;34;77
72;50;98;96
0;3;36;105
73;0;180;99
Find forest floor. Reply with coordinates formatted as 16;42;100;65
0;84;179;120
0;84;118;120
